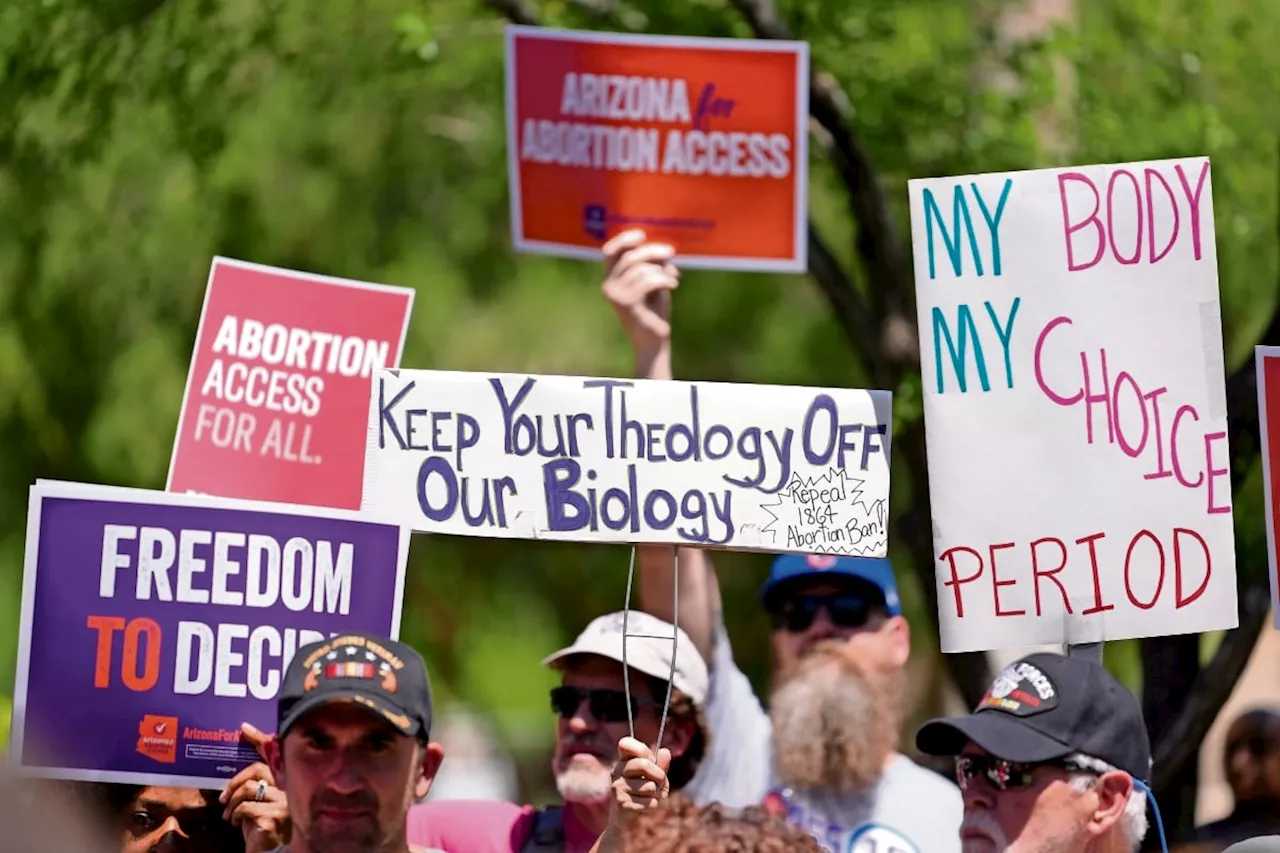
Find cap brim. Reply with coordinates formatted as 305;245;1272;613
279;689;422;739
916;713;1073;764
541;644;588;669
542;641;671;687
758;573;888;609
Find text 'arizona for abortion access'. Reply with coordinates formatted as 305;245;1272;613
362;369;892;555
908;156;1237;652
505;26;808;272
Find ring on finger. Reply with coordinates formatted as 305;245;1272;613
255;779;268;802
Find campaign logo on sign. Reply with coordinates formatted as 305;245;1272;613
583;205;608;241
168;257;414;510
136;715;179;764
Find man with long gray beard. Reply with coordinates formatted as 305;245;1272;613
600;229;962;853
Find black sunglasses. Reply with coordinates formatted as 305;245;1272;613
768;592;878;633
549;686;657;724
954;754;1095;792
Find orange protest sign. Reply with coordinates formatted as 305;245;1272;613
505;26;809;273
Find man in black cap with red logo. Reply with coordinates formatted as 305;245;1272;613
916;652;1153;853
261;632;446;853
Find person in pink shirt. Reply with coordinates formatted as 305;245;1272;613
406;610;710;853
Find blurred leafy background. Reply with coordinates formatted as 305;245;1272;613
1;0;1278;821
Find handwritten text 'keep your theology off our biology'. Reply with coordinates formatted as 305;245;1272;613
374;374;888;545
91;525;355;700
520;73;794;178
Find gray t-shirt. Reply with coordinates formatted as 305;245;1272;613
681;621;963;853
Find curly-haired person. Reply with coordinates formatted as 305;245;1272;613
589;737;822;853
614;797;824;853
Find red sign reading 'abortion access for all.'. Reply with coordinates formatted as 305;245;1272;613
168;258;414;510
506;27;809;273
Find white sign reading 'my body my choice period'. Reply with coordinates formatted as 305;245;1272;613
361;369;892;554
909;156;1237;653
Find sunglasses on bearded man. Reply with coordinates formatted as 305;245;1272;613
767;591;882;633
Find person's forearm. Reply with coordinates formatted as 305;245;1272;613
635;545;720;666
631;341;720;663
635;343;671;381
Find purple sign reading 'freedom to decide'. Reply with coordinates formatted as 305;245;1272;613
8;481;409;788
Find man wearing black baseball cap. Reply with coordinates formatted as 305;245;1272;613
916;652;1152;853
261;632;446;853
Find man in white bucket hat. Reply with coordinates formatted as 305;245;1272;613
407;610;709;853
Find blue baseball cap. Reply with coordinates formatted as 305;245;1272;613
759;554;901;615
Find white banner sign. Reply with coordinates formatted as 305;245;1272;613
362;369;892;554
908;155;1237;653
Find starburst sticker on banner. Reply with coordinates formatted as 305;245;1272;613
759;468;888;556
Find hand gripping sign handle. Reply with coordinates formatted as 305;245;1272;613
621;546;679;752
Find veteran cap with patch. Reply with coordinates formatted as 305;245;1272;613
915;652;1151;782
277;632;433;741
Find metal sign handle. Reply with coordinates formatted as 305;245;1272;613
621;546;680;751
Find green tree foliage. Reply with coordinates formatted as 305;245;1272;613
1;0;1278;820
